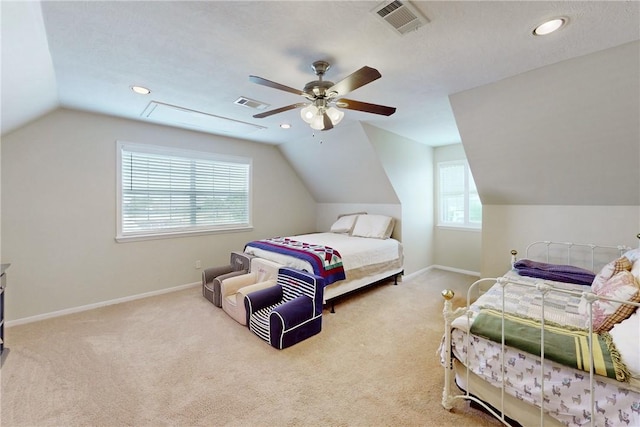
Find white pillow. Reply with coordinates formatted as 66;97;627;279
351;214;393;239
623;248;640;263
632;260;640;282
608;310;640;378
330;214;359;234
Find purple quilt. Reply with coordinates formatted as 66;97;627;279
245;237;346;285
513;259;595;286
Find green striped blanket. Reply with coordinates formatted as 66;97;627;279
470;309;629;382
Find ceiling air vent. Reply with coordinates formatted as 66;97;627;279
234;96;270;110
372;0;428;35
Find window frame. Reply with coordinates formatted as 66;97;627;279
436;159;482;230
116;141;253;242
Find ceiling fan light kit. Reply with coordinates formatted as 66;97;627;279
300;103;345;130
249;60;396;132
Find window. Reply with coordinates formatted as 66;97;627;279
437;160;482;229
117;141;251;241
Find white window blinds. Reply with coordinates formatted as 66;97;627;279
439;162;466;223
437;160;481;228
117;142;251;240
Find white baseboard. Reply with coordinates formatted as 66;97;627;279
7;265;479;327
394;265;481;282
402;266;432;281
6;281;200;327
430;265;481;277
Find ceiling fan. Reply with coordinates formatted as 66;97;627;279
249;60;396;131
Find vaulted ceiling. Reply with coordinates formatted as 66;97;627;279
3;1;639;147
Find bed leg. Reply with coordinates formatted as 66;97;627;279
393;274;398;285
441;289;468;411
441;289;455;410
330;301;335;314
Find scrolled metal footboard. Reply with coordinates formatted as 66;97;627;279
440;236;640;426
440;280;514;426
441;277;640;426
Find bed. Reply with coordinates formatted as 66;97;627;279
243;213;404;312
440;238;640;427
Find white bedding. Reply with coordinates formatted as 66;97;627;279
244;232;403;303
245;232;402;275
446;272;640;426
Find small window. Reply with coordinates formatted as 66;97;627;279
116;141;251;241
437;160;482;229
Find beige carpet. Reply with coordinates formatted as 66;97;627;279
0;268;502;427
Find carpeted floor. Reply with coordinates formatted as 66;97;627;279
0;268;502;426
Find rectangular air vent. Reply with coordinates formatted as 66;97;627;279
372;0;428;35
234;96;270;110
141;101;266;134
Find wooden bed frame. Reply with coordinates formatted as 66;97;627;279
440;236;640;426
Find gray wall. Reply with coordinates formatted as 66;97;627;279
278;122;399;204
482;205;640;277
451;41;639;206
2;108;438;323
450;42;640;278
279;121;435;276
433;144;481;275
363;124;434;276
1;108;316;322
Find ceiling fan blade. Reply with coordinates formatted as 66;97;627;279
322;112;333;131
249;75;305;96
327;66;382;96
336;98;396;116
253;103;307;119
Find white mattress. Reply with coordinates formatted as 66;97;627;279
244;232;403;302
245;232;402;274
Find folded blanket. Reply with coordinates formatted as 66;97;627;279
470;309;629;382
513;259;595;286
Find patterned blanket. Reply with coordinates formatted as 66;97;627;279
470;309;629;382
244;237;346;285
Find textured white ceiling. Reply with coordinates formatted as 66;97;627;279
3;1;640;146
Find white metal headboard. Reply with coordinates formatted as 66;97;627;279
511;233;639;272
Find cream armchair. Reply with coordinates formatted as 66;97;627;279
220;257;283;325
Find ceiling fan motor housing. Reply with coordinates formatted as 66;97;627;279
304;61;335;98
303;80;335;98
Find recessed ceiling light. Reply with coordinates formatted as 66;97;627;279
533;18;567;36
131;85;151;95
280;123;291;129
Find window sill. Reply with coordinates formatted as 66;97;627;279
436;224;482;232
116;226;253;243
